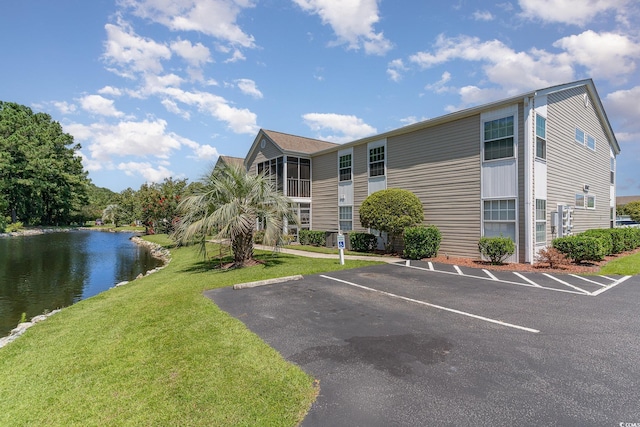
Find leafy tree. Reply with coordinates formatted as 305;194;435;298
359;188;424;252
622;201;640;222
0;101;88;225
102;204;124;227
172;163;296;268
82;184;117;223
137;178;188;234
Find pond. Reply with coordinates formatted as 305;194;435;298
0;230;164;336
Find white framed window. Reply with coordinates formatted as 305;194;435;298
535;199;546;244
369;145;385;177
575;194;595;209
484;116;514;161
575;128;585;146
586;135;596;151
535;114;546;160
339;206;353;231
339;153;352;182
610;157;615;185
483;199;516;242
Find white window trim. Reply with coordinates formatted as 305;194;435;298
338;205;353;232
367;139;386;178
338;147;353;182
535;114;547;161
481;105;518;164
535;199;546;246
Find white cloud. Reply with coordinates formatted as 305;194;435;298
518;0;631;25
117;161;174;183
98;86;123;96
473;10;494;21
604;86;640;142
170;39;212;67
425;71;453;94
302;112;377;143
235;78;263;99
399;116;429;126
158;87;259;134
387;58;407;82
224;48;247;63
190;144;220;160
53;101;77;115
553;31;640;81
103;20;171;77
119;0;256;48
161;99;191;119
78;94;125;117
293;0;393;55
65;119;196;161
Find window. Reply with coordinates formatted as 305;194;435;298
286;157;311;197
586;194;595;209
536;114;546;160
575;194;595;209
483;199;516;242
339;153;352;182
575;193;585;208
369;146;385;177
610;157;615;185
339;206;353;231
484;116;514;161
575;128;585;145
586;135;596;151
535;199;546;244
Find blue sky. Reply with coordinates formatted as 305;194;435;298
2;0;639;196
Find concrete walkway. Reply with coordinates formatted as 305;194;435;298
254;244;403;264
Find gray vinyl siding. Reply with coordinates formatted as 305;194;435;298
516;102;526;262
310;152;338;230
386;115;481;258
546;86;612;234
245;139;283;173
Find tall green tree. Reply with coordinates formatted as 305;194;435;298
138;178;188;234
172;163;296;268
0;101;88;225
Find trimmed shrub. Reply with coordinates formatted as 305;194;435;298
403;225;441;260
478;236;515;265
581;229;614;255
350;232;378;253
299;230;326;247
620;227;640;251
552;235;607;264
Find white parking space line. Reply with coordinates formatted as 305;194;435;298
569;274;608;287
397;264;586;295
427;262;434;271
320;275;540;333
483;269;498;281
542;273;591;295
513;272;542;287
591;276;633;296
454;265;464;275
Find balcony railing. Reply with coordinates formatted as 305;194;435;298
287;179;311;197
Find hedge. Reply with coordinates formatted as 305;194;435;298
350;232;378;252
403;225;441;260
299;230;326;247
552;235;607;264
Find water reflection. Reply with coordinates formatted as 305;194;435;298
0;230;163;335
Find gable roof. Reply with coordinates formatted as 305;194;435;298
262;129;338;154
218;155;245;168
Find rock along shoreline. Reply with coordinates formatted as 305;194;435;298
0;231;171;349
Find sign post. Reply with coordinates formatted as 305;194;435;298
337;232;345;265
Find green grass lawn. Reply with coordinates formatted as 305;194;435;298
0;236;380;426
598;249;640;275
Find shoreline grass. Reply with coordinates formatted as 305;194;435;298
0;235;381;426
598;249;640;275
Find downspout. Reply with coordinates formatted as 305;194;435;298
523;96;534;264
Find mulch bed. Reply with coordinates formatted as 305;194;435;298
381;247;640;274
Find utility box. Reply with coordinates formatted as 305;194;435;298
556;204;574;237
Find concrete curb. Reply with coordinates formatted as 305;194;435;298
233;275;304;290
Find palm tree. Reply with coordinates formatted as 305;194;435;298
172;163;297;268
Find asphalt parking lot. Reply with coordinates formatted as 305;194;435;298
206;262;640;426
